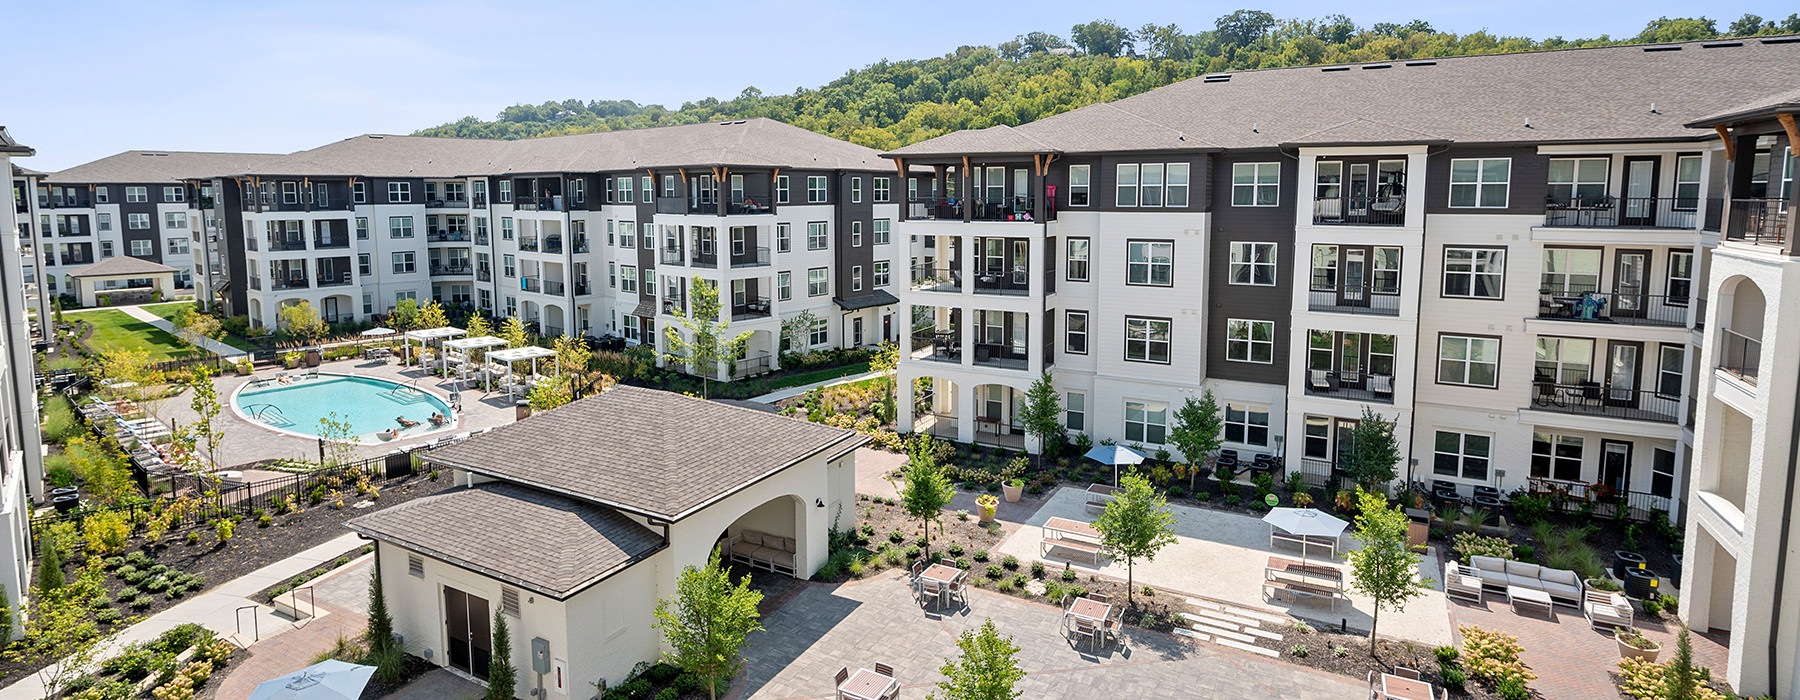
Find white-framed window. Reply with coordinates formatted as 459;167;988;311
806;222;828;250
1443;247;1506;299
776;175;790;204
356;217;369;239
389;216;414;238
851;265;863;292
1124;400;1168;444
614;177;633;204
850;221;863;247
1449;158;1510;208
1530;432;1583;481
94;187;109;204
809;316;829;346
1126;240;1173;286
807;176;828;203
1068;164;1090;207
1065;311;1088;354
640;175;652;202
100;241;114;257
1229;242;1276;286
387;181;411;203
1534;337;1592;385
1167;163;1190;207
281;181;299;205
391;251;415;273
125;186;148;203
850;176;863;203
497;180;512;203
1224;404;1270;447
616;221;632;248
620;264;637;293
874;261;890;287
358;253;372;275
1116;164;1141;207
607;262;616;288
777;271;792;301
127;213;150;229
129;239;152;256
1438;335;1500;387
807;267;828;296
503;255;516;278
1546;157;1607;205
163;212;186;229
1666;250;1693;304
1657;345;1685;399
874;177;891;202
1674;154;1703;209
776;223;791;253
1111;162;1188;207
1065;392;1086;432
642;268;654;290
1231;162;1279;206
1123;316;1171;364
570;178;585;204
162;186;185;203
353;182;367;203
1540;248;1600;294
873;219;890;245
363;293;375;314
97;213;112;231
1433;431;1491;480
1066;238;1090;281
166;237;188;254
1225;319;1274;363
622;315;640;342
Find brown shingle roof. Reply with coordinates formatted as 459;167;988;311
346;482;664;599
0;127;33;156
67;256;179;278
46;150;281;184
422;386;864;520
1685;86;1800;127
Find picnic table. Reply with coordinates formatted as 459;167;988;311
917;563;965;608
838;668;898;700
1041;516;1104;564
1263;556;1346;611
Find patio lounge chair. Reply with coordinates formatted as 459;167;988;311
1309;369;1332;392
1583;589;1633;630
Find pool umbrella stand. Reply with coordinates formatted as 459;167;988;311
1083;444;1146;487
247;659;375;700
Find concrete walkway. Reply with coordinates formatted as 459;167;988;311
0;533;368;700
115;304;248;358
749;370;884;404
211;556;376;700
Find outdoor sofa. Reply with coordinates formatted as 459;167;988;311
728;529;797;576
1457;556;1583;607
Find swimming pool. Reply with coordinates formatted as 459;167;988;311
233;374;455;443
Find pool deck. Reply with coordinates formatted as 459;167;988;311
231;373;459;445
159;357;524;468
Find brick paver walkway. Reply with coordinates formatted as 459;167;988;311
212;557;375;700
1447;594;1730;699
735;572;1365;699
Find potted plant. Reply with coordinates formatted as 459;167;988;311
1003;478;1024;503
975;494;999;524
1615;627;1661;661
1587;575;1624;593
282;351;302;369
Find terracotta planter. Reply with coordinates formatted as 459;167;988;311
976;495;999;523
1003;481;1024;503
1616;631;1662;661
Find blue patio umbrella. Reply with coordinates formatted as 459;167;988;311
1084;444;1147;487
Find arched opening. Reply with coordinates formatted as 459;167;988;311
542;303;566;337
520;300;541;334
970;383;1026;449
1717;276;1765;383
248;299;263;328
320;294;354;324
735;329;776;378
913;377;959;440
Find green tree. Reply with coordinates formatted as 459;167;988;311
929;618;1025;700
417;300;450;330
653;549;764;700
868;341;900;425
1070;20;1134;56
465;313;493;339
1167;390;1224;490
1344;489;1431;654
1216;9;1278;47
662;277;751;398
1093;473;1177;606
1637;16;1718;43
184;366;225;471
389;297;422;331
33;531;63;592
365;562;396;655
1665;624;1698;700
552;334;592;378
318;412;357;466
1019;371;1062;463
487;608;517;700
171;306;223;348
1343;406;1400;491
498;316;531;349
1728;13;1770;36
278;301;327;341
527;374;572;411
901;443;955;559
17;560;111;697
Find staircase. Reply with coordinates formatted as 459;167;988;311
1171;597;1287;658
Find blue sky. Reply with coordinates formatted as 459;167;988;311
6;0;1792;170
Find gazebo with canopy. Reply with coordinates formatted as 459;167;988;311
404;326;466;377
443;335;508;390
485;346;560;399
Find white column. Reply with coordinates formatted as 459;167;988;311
956;380;977;443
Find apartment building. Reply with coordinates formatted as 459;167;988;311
11;165;47;327
0;127;47;637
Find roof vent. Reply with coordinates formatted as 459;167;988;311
1760;36;1800;45
368;135;385;139
1702;41;1744;48
1642;45;1682;52
1320;65;1351;72
1202;74;1231;83
1363;63;1392;70
1404;60;1437;66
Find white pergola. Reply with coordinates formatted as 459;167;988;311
444;335;509;390
404;326;466;377
485;346;560;399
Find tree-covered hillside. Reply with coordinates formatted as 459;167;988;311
415;11;1800;151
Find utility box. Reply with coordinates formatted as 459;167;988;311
531;637;551;674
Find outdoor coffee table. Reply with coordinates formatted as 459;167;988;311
1507;585;1553;618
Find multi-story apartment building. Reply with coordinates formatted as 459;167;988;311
11;165;47;328
887;37;1800;697
0;127;47;637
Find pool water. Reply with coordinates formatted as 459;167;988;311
235;374;454;442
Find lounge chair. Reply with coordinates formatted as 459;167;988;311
1583;588;1633;630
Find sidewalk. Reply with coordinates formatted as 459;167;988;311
749;370;884;404
0;533;367;700
116;304;248;359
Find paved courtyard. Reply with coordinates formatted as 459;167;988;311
737;572;1365;700
212;556;376;699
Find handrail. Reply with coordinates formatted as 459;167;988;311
236;605;260;645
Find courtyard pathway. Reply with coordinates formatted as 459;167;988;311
211;555;377;699
749;370;884;404
117;304;248;358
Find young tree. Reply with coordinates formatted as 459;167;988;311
365;562;396;655
526;374;572;411
465;313;493;340
171;306;223;348
780;309;820;358
1343;407;1401;491
1666;624;1698;700
184;366;225;471
1167;390;1224;490
417;300;450;330
552;334;592;378
487;608;517;700
318;413;357;466
653;549;764;700
901;443;955;559
929;618;1025;700
1019;371;1062;464
1092;472;1177;606
662;277;751;398
33;532;63;592
278;300;327;341
498;316;531;349
1345;489;1431;654
21;559;111;698
868;341;900;425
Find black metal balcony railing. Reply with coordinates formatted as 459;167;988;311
911;266;961;292
1312;195;1405;226
267;236;307;251
732;354;773;379
972;343;1028;369
655;197;692;215
544;280;566;295
691;251;718;269
1719;329;1761;385
518;237;540;252
972;269;1029;296
1723;197;1790;247
1307;288;1402;316
730;246;771;268
544;236;563;254
660;247;686;266
248;278;262;291
1303;371;1396;404
1535;290;1688;327
313;236;349;249
430;263;473;277
726;201;774;215
513;195;565;212
521;277;541;293
315;270;354;287
574;281;591;295
574;237;590;253
1542;196;1699;229
912;331;962;363
906;196;1046;222
473;194;488;209
427;230;471;243
270;275;310;290
477;267;493;282
1529;381;1679;423
907;197;961;221
427;199;470;209
475;233;490;246
732;297;772;320
662;297;687;315
1524;477;1674;523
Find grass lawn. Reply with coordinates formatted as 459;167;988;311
142;302;259;352
766;360;873;391
66;309;198;362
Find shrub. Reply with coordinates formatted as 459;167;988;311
82;510;133;556
1060;568;1077;582
1434;645;1460;664
215;519;236;544
1495;677;1528;700
1000;555;1019;570
1452;533;1515;563
1440;665;1467;691
984;565;1003;580
904;545;921;560
258;514;272;528
130;594;155;609
1288;643;1309;658
971;549;989;562
1459;625;1537;688
946;543;965;557
888;530;905;543
1030;561;1046;578
996;579;1015;593
185;532;202;546
1011;573;1028;589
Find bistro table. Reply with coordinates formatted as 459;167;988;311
1064;595;1114;646
918;563;965;608
1375;673;1436;700
838;668;899;700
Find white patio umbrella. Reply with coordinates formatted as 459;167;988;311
1083;444;1146;487
1261;507;1349;564
247;660;375;700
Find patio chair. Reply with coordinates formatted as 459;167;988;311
1309;369;1333;392
918;580;943;607
1583;589;1633;630
835;667;850;687
1088;593;1110;604
874;663;894;677
1072;618;1099;651
1101;617;1119;649
1394;667;1421;680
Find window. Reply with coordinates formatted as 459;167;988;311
874;261;890;287
1657;345;1685;399
497;180;512;203
1066;238;1090;281
1224;405;1270;447
1666;250;1693;304
387;182;411;203
873;219;890;245
620;265;637;293
408;554;424;578
850;176;863;203
1068;165;1090;206
614;177;633;204
569;178;585;204
389;216;414;239
1166;163;1190;207
642;268;654;290
166;237;188;254
874;177;891;202
1433;431;1491;480
807;176;828;203
1226;319;1274;363
1313;246;1340;291
97;213;112;231
776;175;790;204
1449;158;1510;208
1533;337;1592;385
1116;164;1139;207
1651;448;1676;499
94;187;109;204
127;213;150;229
851;265;863;292
850;221;863;247
1369;247;1401;294
355;217;369;239
100;241;114;257
1229;242;1276;286
808;267;829;296
1674;155;1703;209
282;181;299;205
1443;248;1505;299
391;252;415;274
778;271;792;301
641;176;652;201
1231;163;1279;206
1126;240;1172;286
1540;248;1600;294
1123;316;1171;364
130;240;152;256
358;253;372;275
1124;401;1167;444
809;316;829;346
1316;161;1343;202
353;182;367;203
125;186;148;203
364;293;375;315
164;212;186;229
1065;311;1088;354
615;221;630;248
1065;392;1086;432
775;223;791;253
807;222;828;250
1438;335;1500;387
1547;158;1607;205
1530;432;1583;482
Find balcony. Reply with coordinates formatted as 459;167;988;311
430;262;473;277
521;277;542;293
911;266;962;293
1524;477;1675;523
1303;370;1395;404
45;197;92;209
315;270;354;287
427;199;471;209
270;274;310;290
662;296;687;315
905;196;1049;222
1722;198;1790;247
1541;196;1700;229
731;297;771;321
1312;196;1405;227
661;246;686;266
574;281;591;295
1719;329;1760;385
544;236;564;254
972;269;1029;296
518;237;540;252
266;236;308;252
473;194;488;209
1536;290;1689;327
1308;288;1400;316
691;251;718;269
729;247;771;269
1528;382;1679;423
476;232;490;246
544;280;566;295
911;331;963;364
427;229;472;243
513;195;566;212
972;343;1029;370
477;266;493;282
313;235;350;250
574;237;590;253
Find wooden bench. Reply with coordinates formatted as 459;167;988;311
1262;579;1344;611
1041;537;1102;564
1270;530;1339;558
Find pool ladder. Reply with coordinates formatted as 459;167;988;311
240;403;290;426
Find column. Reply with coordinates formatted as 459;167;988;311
956;380;977;443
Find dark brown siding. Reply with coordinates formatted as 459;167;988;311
1205;150;1295;385
835;171;876;300
1423;145;1548;216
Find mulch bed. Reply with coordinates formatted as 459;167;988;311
1275;626;1523;699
